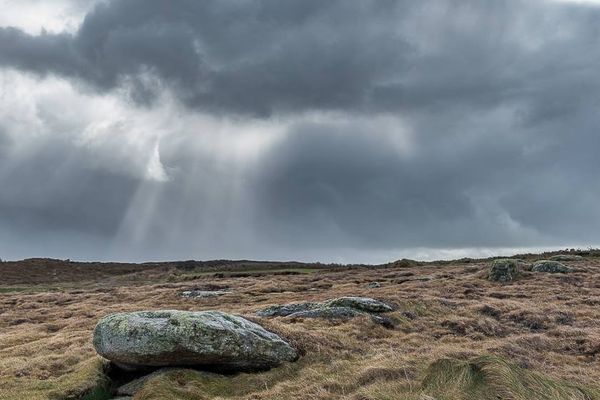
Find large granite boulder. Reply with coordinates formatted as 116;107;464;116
532;260;574;273
93;310;297;371
488;259;520;282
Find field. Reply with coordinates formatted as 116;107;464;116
1;252;600;399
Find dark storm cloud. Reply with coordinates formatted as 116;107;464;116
2;0;408;114
255;102;600;250
1;0;600;261
1;0;599;117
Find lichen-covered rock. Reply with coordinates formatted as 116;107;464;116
256;302;320;317
367;282;381;288
257;297;393;318
549;254;583;262
323;297;393;313
532;260;574;273
287;306;364;320
93;310;297;371
286;307;394;328
257;297;394;329
488;259;519;282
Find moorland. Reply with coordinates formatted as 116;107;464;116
1;250;600;400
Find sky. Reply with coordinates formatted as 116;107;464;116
0;0;600;263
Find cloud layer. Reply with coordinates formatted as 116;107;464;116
0;0;599;262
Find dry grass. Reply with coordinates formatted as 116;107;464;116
1;255;600;399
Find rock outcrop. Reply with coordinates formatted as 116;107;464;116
488;259;520;282
93;310;297;371
532;260;574;273
256;302;320;317
257;296;394;328
323;297;393;313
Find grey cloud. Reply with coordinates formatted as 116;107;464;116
0;0;410;115
254;103;600;251
0;138;139;237
1;0;600;262
2;0;600;117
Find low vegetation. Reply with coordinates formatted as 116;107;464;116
1;251;600;399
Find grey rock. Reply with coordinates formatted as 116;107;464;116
287;306;394;328
256;302;320;317
256;297;394;328
367;282;381;288
323;297;393;313
532;260;574;273
488;259;520;282
287;306;364;320
549;254;583;262
180;289;229;298
256;297;393;317
93;310;297;371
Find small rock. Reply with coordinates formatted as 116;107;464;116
367;282;381;288
287;306;364;321
257;297;393;316
180;289;229;298
287;307;394;328
532;260;574;273
256;302;320;317
323;297;393;313
93;310;297;371
488;259;520;282
549;254;583;262
257;297;394;328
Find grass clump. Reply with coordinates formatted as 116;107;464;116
0;357;110;400
421;355;599;400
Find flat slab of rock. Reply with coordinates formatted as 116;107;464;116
256;302;320;317
532;260;574;273
287;306;364;320
285;306;394;327
93;310;297;371
257;297;394;328
323;297;393;313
